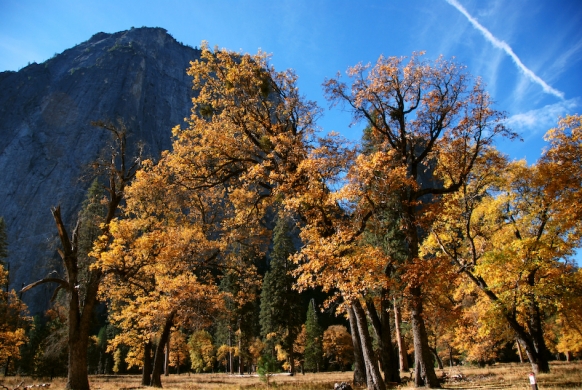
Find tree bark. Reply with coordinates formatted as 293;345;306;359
393;298;409;372
164;336;170;376
516;340;524;363
529;300;550;373
47;206;102;390
409;286;440;388
366;297;400;383
151;311;176;388
352;300;385;390
347;305;367;386
142;340;153;386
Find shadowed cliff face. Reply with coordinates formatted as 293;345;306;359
0;27;200;313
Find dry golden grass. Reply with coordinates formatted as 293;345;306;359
1;361;580;389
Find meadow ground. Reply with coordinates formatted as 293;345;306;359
1;361;581;389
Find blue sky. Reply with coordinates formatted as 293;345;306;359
1;0;581;264
1;0;581;162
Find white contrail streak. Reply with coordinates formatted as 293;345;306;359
445;0;565;100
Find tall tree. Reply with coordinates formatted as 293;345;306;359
21;121;141;390
424;119;582;374
303;299;323;372
259;212;303;374
323;53;514;387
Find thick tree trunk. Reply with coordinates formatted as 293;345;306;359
151;311;176;387
393;299;409;372
289;352;295;375
347;305;367;386
67;333;90;390
352;300;386;390
529;301;550;373
47;206;102;390
142;341;153;386
366;297;400;383
409;286;440;388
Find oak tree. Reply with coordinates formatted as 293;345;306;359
21;121;141;390
322;53;513;387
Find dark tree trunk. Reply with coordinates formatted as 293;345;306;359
44;206;102;390
393;299;409;372
402;203;440;388
409;286;440;388
529;301;550;373
366;297;400;383
151;311;176;388
67;324;90;390
352;300;386;390
142;340;153;386
347;305;367;386
289;351;295;375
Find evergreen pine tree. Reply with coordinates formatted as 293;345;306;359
304;299;323;372
259;212;302;373
77;178;107;302
78;178;106;259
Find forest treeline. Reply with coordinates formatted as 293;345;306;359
1;45;581;390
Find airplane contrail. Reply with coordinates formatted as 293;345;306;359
445;0;565;100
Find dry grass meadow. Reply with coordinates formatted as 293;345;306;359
1;361;581;389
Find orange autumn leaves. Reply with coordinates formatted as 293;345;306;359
91;43;582;377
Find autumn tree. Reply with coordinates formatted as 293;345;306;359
321;52;513;387
0;261;30;373
424;116;582;374
323;325;354;370
94;164;224;387
168;330;189;374
554;268;582;359
189;330;215;373
21;121;141;390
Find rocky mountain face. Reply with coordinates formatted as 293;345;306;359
0;27;200;313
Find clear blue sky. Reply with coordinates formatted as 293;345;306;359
1;0;581;161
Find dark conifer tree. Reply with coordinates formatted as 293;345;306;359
304;299;323;372
259;212;303;373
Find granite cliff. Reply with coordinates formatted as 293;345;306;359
0;27;200;312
